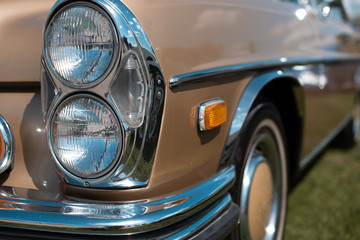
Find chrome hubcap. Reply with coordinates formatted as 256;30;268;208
239;119;286;240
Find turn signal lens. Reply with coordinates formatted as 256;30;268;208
205;102;227;129
199;99;227;131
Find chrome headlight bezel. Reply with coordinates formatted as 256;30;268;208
0;115;14;174
41;0;166;189
48;93;123;180
43;2;120;89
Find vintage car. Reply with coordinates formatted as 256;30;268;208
0;0;359;239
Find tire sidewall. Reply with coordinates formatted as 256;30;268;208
231;103;288;240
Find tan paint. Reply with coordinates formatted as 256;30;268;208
123;0;360;166
0;0;359;201
248;162;273;240
122;0;321;82
0;81;249;200
0;0;54;83
64;77;250;200
0;93;59;191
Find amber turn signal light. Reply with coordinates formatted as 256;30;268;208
199;99;227;131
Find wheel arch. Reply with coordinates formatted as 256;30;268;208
256;77;304;184
222;71;304;184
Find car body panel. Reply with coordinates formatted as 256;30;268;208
0;0;359;237
0;0;54;83
123;0;320;81
1;0;360;197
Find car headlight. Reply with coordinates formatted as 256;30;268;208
45;4;117;87
42;0;165;188
50;95;121;179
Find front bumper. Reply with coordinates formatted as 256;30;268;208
0;166;238;239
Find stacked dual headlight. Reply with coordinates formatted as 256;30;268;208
44;3;148;180
51;96;121;178
46;5;114;87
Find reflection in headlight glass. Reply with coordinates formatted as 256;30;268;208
46;5;115;86
51;96;121;178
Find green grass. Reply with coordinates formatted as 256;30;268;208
285;145;360;240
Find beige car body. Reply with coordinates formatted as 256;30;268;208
0;0;359;238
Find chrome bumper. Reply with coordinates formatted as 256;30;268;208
0;166;238;239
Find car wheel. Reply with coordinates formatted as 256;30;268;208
233;102;288;240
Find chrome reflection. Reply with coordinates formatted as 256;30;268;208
226;71;295;145
219;70;301;168
49;94;122;179
296;66;329;90
169;57;360;89
42;0;166;188
44;3;118;88
353;68;360;142
295;8;307;21
0;166;235;235
0;115;14;174
219;57;360;169
240;132;285;240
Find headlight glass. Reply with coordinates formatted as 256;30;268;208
45;5;116;87
110;55;147;127
50;95;121;179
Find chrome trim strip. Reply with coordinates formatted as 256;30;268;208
226;71;296;146
169;57;360;89
0;115;14;174
0;165;235;236
299;113;352;169
167;194;233;239
219;70;302;168
0;82;40;92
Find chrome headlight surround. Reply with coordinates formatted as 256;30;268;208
41;0;165;188
44;2;119;88
0;115;14;174
49;94;123;180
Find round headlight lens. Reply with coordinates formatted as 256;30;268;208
50;95;121;179
45;5;116;87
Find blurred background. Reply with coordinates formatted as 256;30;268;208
285;144;360;239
